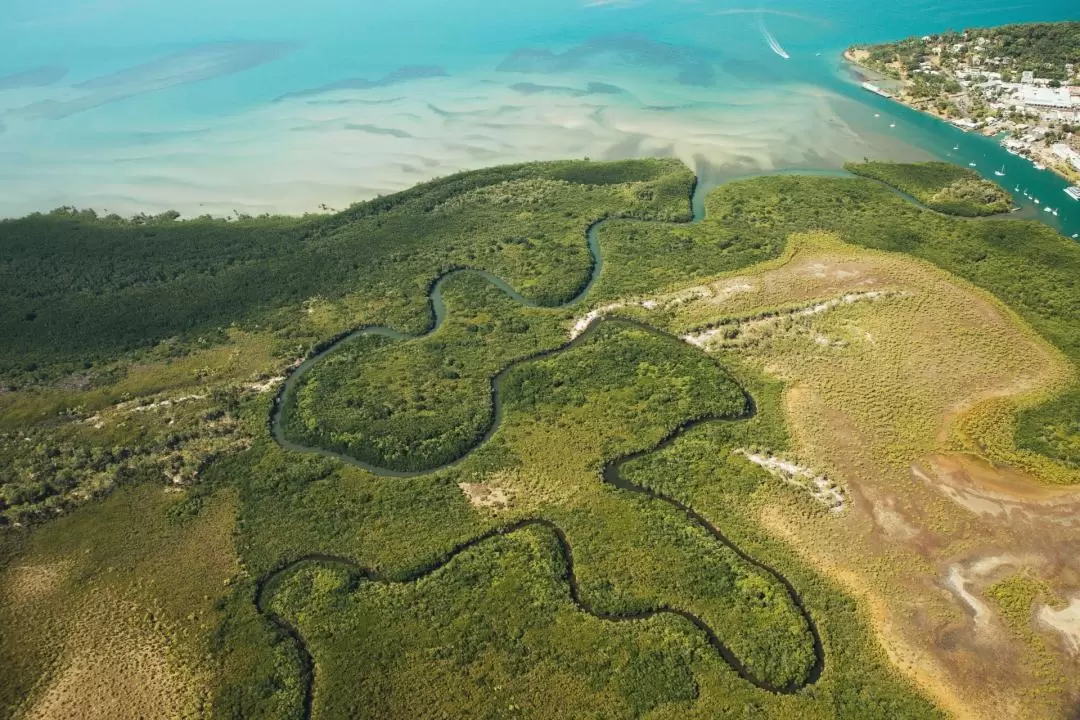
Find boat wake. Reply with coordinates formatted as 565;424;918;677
759;16;790;59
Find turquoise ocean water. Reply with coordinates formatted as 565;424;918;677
0;0;1077;235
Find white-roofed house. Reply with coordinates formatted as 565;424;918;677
1051;144;1080;172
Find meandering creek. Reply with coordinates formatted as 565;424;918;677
261;176;825;717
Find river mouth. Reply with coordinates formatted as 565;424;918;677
259;173;825;716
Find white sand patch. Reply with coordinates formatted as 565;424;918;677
942;555;1028;632
629;279;751;317
244;377;285;394
665;278;754;307
658;285;712;308
736;449;845;511
803;262;862;281
1038;597;1080;654
570;302;626;339
458;483;511;510
945;565;993;630
123;394;206;413
714;280;755;300
967;555;1019;577
682;328;721;348
863;489;921;540
682;290;893;349
101;375;282;421
568;298;659;339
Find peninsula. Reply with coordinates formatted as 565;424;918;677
846;22;1080;182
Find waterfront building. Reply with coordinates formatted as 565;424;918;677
1018;86;1075;109
1052;144;1080;172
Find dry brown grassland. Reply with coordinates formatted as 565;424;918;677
0;485;239;719
584;231;1080;719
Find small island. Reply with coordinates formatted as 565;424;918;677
846;22;1080;183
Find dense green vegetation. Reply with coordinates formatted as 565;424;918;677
0;390;251;526
617;369;944;719
268;529;702;719
281;273;568;471
845;161;1012;216
589;213;783;303
852;22;1080;81
273;322;820;691
495;324;817;689
229;323;937;718
0;158;692;387
277;182;786;472
962;23;1080;81
12;157;1080;719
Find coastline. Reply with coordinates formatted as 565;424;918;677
842;50;987;133
840;51;1080;187
841;49;878;78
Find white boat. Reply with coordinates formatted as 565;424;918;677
953;145;960;150
1043;206;1052;213
968;162;977;167
1035;198;1041;204
874;113;880;118
1065;186;1080;201
994;165;1005;177
889;123;896;128
1073;233;1079;238
1051;209;1058;216
1034;163;1046;170
861;81;889;98
1014;186;1020;192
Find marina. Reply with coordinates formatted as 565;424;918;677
836;74;1080;238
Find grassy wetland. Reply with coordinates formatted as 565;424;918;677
3;158;1080;719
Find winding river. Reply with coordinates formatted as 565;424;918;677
260;175;825;717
